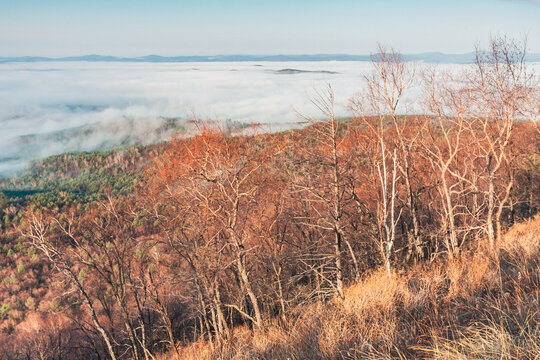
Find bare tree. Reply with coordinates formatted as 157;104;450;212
152;126;278;329
23;211;118;360
420;66;473;259
295;84;360;297
467;36;535;247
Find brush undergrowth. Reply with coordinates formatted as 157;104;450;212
160;216;540;360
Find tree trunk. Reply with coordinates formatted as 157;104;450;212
495;173;514;244
441;171;458;258
69;273;118;360
486;164;496;249
213;285;229;339
404;168;422;260
235;256;263;328
118;300;140;360
330;109;344;298
274;264;288;326
333;230;343;298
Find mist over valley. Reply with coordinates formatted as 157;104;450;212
0;60;371;176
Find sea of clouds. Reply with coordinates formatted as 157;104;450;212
3;60;534;176
0;61;373;175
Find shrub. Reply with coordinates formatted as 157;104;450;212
0;304;10;319
17;261;27;274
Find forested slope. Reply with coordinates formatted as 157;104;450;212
0;39;538;359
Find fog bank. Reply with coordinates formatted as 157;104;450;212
4;61;531;176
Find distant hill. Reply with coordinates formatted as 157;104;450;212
2;52;540;64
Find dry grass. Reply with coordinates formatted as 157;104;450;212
425;319;540;360
159;216;540;359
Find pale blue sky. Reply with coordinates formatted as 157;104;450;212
1;0;539;56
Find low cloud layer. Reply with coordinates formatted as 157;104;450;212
0;61;370;176
0;60;509;176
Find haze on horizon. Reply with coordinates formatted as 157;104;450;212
1;0;539;57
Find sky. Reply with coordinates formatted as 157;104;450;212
1;0;539;56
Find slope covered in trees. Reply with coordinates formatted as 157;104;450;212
0;38;538;359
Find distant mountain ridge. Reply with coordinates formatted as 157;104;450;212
2;52;540;64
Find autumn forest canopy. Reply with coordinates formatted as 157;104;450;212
0;38;539;359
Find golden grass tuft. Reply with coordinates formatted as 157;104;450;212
343;269;411;316
425;321;540;360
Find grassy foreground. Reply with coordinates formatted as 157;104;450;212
163;216;540;360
